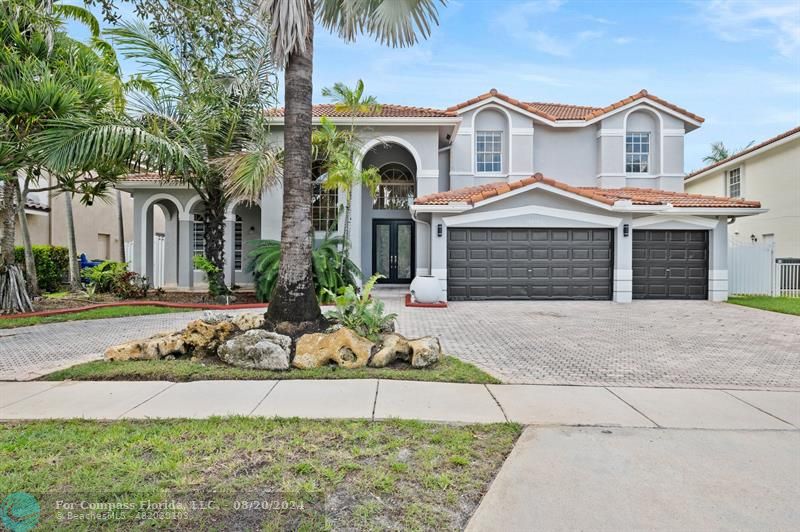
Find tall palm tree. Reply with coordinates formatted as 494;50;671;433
703;142;731;164
257;0;444;325
321;80;381;266
36;21;280;294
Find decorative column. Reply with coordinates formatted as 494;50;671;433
613;214;633;303
708;217;729;302
223;214;236;287
177;214;193;288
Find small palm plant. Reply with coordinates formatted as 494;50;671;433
247;232;361;303
323;274;397;341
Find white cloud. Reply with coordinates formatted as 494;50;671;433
613;37;634;45
697;0;800;57
494;1;604;56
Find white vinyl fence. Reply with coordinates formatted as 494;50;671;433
776;261;800;298
728;240;775;296
152;234;165;288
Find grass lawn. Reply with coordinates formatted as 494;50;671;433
0;418;521;530
43;355;500;384
0;305;196;329
727;296;800;316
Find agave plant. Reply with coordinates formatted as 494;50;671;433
247;232;361;303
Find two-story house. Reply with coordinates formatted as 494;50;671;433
119;89;765;302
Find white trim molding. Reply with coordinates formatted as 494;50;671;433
511;128;534;136
443;204;623;228
662;128;685;137
417;169;440;178
358;136;424;176
632;214;719;230
597;128;625;138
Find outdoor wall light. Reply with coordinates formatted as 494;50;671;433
623;224;629;237
437;224;443;237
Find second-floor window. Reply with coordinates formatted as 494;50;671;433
476;131;502;173
727;167;741;198
626;132;650;174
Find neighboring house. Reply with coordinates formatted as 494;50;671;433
685;126;800;260
15;174;135;262
120;89;765;302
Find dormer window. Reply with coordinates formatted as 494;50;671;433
625;132;650;174
476;130;502;173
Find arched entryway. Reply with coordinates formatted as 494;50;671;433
141;195;181;288
361;142;418;283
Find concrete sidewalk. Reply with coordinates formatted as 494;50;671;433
1;380;797;429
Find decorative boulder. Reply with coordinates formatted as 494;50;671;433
201;311;234;324
293;328;375;369
105;331;187;361
368;333;411;368
181;319;238;359
230;313;265;332
408;336;443;368
218;329;291;370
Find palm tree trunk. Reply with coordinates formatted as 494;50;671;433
15;178;39;296
202;186;229;296
266;8;322;325
63;192;82;292
340;186;352;274
0;178;33;313
115;188;126;262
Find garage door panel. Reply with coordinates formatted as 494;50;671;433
633;230;708;300
448;228;613;301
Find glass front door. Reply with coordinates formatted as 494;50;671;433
372;220;414;283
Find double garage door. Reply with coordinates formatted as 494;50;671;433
447;228;708;301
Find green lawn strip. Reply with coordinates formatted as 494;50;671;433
727;296;800;316
0;418;521;530
0;305;197;329
42;355;500;384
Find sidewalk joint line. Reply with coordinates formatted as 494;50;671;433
604;387;661;428
484;384;508;422
371;380;380;421
249;380;280;416
722;390;796;429
117;382;176;419
0;381;65;410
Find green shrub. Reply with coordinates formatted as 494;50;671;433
83;260;149;299
247;233;361;303
323;274;397;341
14;245;70;292
193;255;227;297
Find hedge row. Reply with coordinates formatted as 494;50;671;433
14;245;70;293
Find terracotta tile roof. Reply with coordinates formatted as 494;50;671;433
447;88;704;123
24;198;49;212
268;103;456;118
525;101;602;120
686;125;800;179
122;172;181;182
414;173;760;209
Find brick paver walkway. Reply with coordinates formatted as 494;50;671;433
1;299;798;388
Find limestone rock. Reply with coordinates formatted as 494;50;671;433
230;313;265;332
104;331;186;361
218;329;291;370
201;311;234;324
293;328;375;369
368;333;411;368
408;336;443;368
182;319;238;359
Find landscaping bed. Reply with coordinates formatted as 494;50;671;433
0;418;520;530
28;289;260;313
728;296;800;316
42;355;499;384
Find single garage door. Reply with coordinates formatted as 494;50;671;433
632;230;708;300
447;228;613;300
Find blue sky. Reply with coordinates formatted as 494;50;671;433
72;0;800;172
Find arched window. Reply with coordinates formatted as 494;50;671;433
311;160;339;232
373;163;415;210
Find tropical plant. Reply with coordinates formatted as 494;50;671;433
83;260;128;292
193;255;225;297
703;140;756;164
14;245;69;293
322;274;397;341
245;0;445;327
247;232;361;303
0;0;126;311
35;19;281;296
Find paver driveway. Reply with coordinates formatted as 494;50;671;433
1;299;798;388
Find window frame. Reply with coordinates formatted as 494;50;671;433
475;130;503;174
372;163;416;210
311;161;339;233
233;214;243;271
625;131;651;175
192;213;205;259
727;167;742;198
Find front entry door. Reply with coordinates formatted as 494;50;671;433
373;220;414;283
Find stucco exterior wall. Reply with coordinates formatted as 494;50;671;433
685;137;800;258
